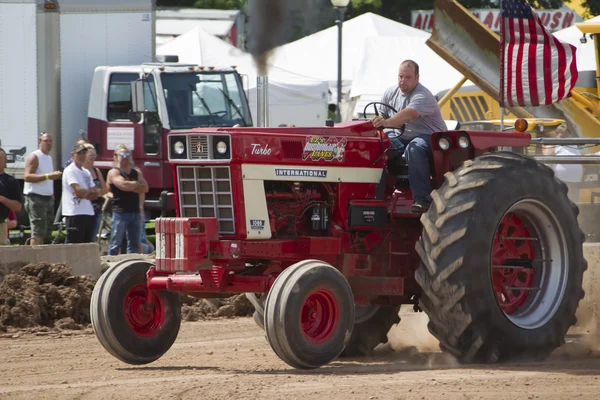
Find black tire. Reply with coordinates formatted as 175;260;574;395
246;293;266;330
340;306;401;357
415;152;586;363
264;259;355;369
90;259;181;365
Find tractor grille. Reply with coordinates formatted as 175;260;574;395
177;166;235;234
189;135;209;159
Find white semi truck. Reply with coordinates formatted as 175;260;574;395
0;0;155;177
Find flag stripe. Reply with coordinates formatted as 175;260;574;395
527;18;539;106
507;18;515;106
515;18;526;106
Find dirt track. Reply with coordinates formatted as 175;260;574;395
1;311;600;400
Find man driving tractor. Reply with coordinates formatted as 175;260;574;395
371;60;447;213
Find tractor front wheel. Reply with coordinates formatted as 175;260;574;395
415;152;586;363
264;260;355;369
90;259;181;365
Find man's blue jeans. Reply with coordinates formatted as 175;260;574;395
109;212;142;255
389;134;433;205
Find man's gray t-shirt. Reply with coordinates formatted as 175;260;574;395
378;82;447;140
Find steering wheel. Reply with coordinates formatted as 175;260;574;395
362;102;398;119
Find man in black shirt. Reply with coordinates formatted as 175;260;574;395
0;147;23;244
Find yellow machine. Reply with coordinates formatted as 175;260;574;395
429;0;600;240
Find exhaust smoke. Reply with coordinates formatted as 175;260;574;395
246;0;289;76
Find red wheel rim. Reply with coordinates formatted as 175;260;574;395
300;289;339;344
124;284;165;337
491;213;536;314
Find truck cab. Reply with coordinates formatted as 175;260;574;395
87;61;252;214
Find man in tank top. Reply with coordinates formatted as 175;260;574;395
106;144;148;255
23;132;63;245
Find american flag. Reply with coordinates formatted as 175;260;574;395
499;0;578;107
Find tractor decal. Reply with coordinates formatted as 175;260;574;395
275;168;328;178
250;219;265;230
302;136;347;162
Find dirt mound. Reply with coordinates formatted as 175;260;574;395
181;294;255;321
0;262;96;332
1;260;256;332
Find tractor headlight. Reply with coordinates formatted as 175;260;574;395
174;141;185;155
438;137;451;151
216;141;228;154
458;135;470;149
169;135;188;160
212;135;231;159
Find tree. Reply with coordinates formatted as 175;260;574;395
581;0;600;18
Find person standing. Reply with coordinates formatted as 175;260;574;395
82;143;108;240
61;143;101;243
23;132;62;245
0;148;23;245
544;122;583;202
107;144;148;254
371;60;447;214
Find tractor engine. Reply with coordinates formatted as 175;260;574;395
264;181;334;238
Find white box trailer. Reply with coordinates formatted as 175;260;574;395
0;0;154;178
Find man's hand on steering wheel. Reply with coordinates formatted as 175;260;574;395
371;115;388;129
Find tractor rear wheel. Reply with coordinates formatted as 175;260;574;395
415;152;586;363
90;259;181;365
340;305;401;357
264;260;355;369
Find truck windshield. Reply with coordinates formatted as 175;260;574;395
161;71;251;129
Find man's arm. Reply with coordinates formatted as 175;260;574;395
0;196;21;212
70;183;101;200
0;178;23;212
132;168;149;194
372;107;420;129
23;153;62;182
107;169;140;192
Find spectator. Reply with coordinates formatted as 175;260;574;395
107;144;148;254
64;138;88;169
0;148;23;245
61;143;101;243
23;132;62;245
82;143;108;239
141;228;155;254
544;122;583;202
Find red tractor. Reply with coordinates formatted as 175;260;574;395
90;114;585;369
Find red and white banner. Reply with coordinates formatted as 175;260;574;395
411;9;579;33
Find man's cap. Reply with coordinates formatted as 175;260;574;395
72;143;88;153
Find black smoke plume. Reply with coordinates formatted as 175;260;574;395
246;0;290;76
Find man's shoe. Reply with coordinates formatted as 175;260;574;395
410;202;430;214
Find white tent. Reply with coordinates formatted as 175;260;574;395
271;12;429;95
349;36;466;118
157;27;329;127
554;15;600;72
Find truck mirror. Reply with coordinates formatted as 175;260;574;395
128;111;141;124
131;79;146;113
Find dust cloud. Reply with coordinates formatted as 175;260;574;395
382;306;458;368
246;0;289;75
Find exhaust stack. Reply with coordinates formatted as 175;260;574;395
257;76;269;127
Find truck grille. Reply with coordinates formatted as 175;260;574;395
177;166;235;234
189;135;209;159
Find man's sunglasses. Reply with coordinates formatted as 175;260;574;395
117;153;131;157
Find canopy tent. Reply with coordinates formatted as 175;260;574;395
157;27;329;127
271;12;429;97
553;15;600;72
348;36;467;118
